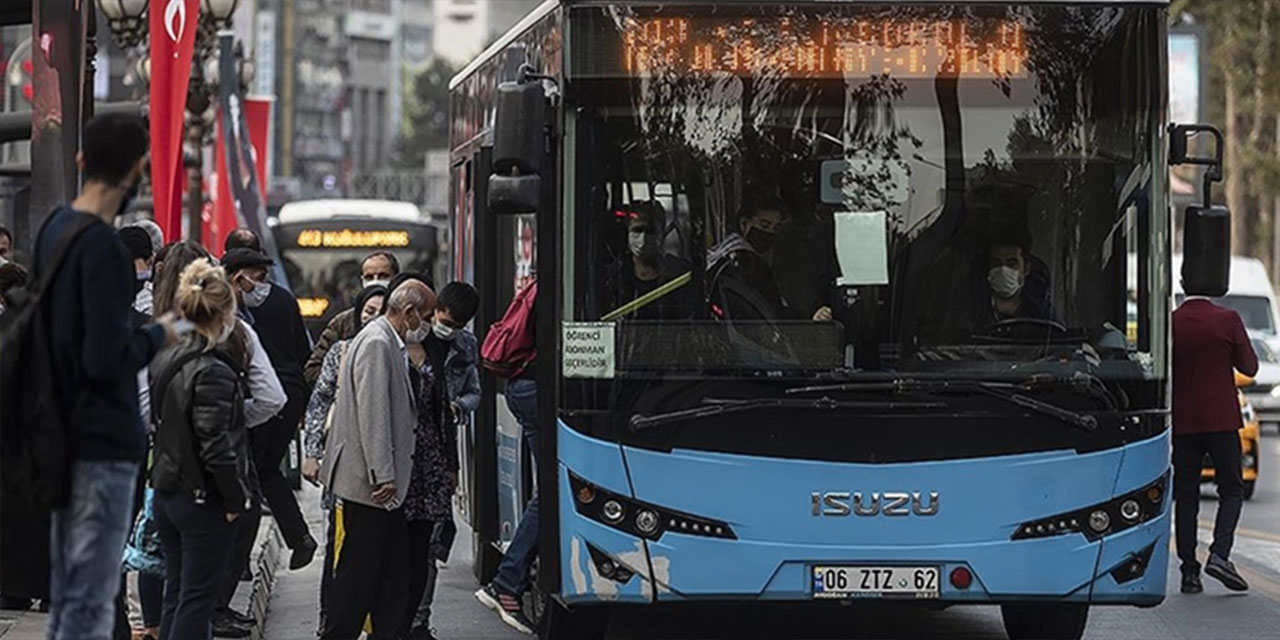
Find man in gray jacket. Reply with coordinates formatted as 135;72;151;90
320;279;436;640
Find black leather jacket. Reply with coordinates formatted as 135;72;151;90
149;336;252;514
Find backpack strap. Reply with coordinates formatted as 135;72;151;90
150;349;209;426
31;212;99;296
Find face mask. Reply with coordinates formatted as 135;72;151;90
243;280;271;308
628;230;661;260
218;319;236;344
405;311;431;343
744;226;777;254
987;266;1025;300
137;269;152;282
364;278;391;289
433;321;457;341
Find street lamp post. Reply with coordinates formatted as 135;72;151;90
97;0;244;243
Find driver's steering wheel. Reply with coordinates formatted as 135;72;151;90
977;317;1073;342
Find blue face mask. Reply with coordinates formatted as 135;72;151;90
137;269;152;282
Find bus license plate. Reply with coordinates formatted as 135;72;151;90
812;566;940;599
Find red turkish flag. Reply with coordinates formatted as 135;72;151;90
149;0;201;242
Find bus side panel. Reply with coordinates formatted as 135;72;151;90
558;425;654;604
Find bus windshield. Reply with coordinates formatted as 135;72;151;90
566;3;1166;384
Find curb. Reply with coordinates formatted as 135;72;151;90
248;517;286;640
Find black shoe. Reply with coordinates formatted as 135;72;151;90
408;626;440;640
1181;573;1203;594
1205;554;1249;592
212;612;252;638
290;535;319;570
222;607;255;626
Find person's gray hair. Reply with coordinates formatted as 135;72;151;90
387;284;426;312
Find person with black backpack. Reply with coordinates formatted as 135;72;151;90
9;113;178;640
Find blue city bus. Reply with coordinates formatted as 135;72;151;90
448;1;1229;638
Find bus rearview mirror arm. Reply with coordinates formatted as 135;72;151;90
1168;123;1224;208
1171;123;1230;297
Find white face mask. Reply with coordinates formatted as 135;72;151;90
218;319;236;344
433;321;456;341
987;266;1025;300
364;278;391;289
243;280;271;308
405;310;430;343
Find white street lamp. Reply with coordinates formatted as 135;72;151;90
97;0;149;49
202;0;241;26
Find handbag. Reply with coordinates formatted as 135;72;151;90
122;487;165;578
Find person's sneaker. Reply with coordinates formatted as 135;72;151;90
475;584;534;634
211;612;252;638
290;535;319;570
1205;554;1249;591
1181;572;1203;594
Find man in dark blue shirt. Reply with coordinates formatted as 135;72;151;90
35;113;175;640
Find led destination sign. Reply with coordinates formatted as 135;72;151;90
295;229;412;248
617;16;1027;78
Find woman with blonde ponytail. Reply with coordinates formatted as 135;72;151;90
147;260;254;640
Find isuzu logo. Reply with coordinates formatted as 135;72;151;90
811;492;940;517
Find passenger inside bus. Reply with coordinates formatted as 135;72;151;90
604;201;698;320
706;199;788;321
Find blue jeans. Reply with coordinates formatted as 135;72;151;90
493;378;539;595
46;459;140;640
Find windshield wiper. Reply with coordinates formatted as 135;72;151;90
629;396;946;431
786;378;1098;432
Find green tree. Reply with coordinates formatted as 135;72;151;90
398;58;457;168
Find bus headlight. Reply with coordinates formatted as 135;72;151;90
1119;499;1141;523
567;472;736;541
601;500;625;524
1088;509;1111;532
1013;474;1167;542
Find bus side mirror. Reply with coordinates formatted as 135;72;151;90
1171;123;1230;296
488;72;546;215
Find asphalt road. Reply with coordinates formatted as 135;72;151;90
266;433;1280;639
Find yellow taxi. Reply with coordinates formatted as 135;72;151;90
1202;373;1261;500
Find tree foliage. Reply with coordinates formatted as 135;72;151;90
397;58;457;168
1177;1;1280;274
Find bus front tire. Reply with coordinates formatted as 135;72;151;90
538;599;608;640
1001;603;1088;640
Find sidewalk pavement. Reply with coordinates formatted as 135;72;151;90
0;508;282;640
263;483;523;640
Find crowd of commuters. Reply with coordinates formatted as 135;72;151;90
0;112;511;640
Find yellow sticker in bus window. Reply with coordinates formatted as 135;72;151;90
296;229;411;248
297;298;331;318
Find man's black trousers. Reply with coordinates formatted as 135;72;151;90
1173;431;1244;575
320;501;410;640
251;391;310;549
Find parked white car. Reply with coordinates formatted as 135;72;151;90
1243;335;1280;427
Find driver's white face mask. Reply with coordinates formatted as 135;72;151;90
987;266;1025;300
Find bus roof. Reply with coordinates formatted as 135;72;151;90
275;200;425;225
447;0;1169;90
